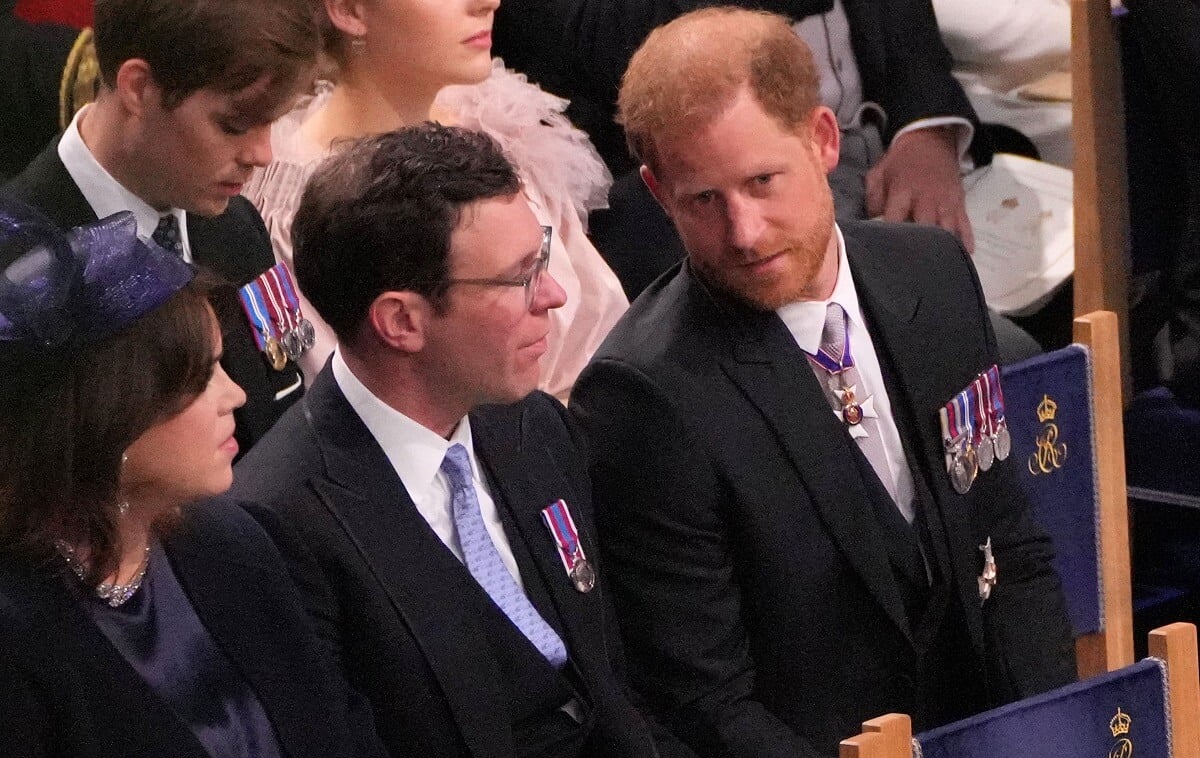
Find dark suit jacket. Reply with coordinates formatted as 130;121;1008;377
2;139;304;454
494;0;985;178
0;0;76;181
230;370;671;758
569;220;1076;758
0;498;384;758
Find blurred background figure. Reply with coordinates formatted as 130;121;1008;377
931;0;1073;167
0;203;383;758
0;0;95;181
245;0;626;402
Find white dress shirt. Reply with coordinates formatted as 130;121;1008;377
776;225;917;522
58;106;192;263
332;350;526;588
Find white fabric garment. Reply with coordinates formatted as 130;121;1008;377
931;0;1073;166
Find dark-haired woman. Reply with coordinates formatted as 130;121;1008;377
0;206;383;758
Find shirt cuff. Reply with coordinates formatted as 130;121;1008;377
892;117;976;174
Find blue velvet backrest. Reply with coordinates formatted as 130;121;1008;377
916;658;1168;758
1002;345;1102;635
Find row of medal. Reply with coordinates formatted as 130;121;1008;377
938;364;1012;495
238;263;317;371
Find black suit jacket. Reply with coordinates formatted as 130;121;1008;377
230;369;671;758
0;499;384;758
494;0;985;178
569;220;1076;758
0;0;76;180
2;139;304;454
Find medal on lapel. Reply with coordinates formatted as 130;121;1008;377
239;266;289;371
541;499;595;593
985;365;1012;461
238;263;314;370
978;537;998;603
939;391;978;494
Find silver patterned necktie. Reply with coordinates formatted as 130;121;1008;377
808;302;903;515
441;443;569;668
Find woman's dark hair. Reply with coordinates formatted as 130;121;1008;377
0;278;216;585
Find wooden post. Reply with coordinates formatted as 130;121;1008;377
1073;311;1135;677
1071;0;1131;401
864;714;912;757
1148;623;1200;758
840;731;886;758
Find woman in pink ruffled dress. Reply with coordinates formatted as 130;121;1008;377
243;0;627;402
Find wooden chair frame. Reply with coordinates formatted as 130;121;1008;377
839;623;1200;758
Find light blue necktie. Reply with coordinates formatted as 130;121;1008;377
442;444;568;668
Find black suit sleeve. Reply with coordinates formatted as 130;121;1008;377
845;0;990;162
571;363;830;758
0;613;51;758
239;501;386;758
537;393;701;758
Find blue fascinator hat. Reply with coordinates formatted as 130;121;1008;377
0;202;195;349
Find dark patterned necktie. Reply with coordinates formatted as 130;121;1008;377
151;214;183;257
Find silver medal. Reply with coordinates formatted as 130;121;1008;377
280;328;303;362
994;424;1012;461
296;317;317;351
569;559;596;593
977;435;995;472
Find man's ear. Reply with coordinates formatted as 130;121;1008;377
366;291;430;354
640;164;672;218
808;105;841;174
113;59;156;118
324;0;369;37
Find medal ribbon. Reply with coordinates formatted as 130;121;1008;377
237;279;277;351
271;264;307;323
985;364;1006;423
970;376;990;445
805;308;855;375
541;499;586;574
258;265;293;334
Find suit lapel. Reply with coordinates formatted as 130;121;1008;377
302;374;515;758
844;229;986;651
6;138;99;228
701;275;913;643
470;405;608;674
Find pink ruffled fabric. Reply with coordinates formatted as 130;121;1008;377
243;62;627;402
437;59;612;225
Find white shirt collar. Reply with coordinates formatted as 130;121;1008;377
58;106;191;262
331;349;478;492
775;224;865;354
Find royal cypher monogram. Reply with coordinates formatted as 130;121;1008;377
1028;394;1068;476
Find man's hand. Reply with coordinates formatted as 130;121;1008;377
865;126;974;253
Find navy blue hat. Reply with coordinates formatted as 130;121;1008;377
0;202;194;349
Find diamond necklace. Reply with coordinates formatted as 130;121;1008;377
55;541;151;608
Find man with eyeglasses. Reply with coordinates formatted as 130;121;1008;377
232;124;686;758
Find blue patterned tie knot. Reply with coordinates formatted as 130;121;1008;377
441;444;568;668
151;214;183;257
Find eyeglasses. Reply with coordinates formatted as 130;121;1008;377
441;225;552;311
